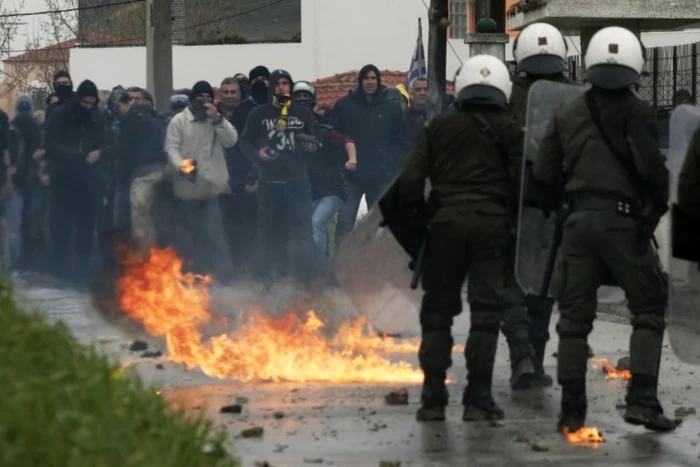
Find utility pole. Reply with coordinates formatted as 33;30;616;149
146;0;173;113
427;0;448;119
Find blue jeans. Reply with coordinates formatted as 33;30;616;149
311;195;343;274
5;191;23;268
256;177;314;282
335;175;391;247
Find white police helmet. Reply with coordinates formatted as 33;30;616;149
513;22;568;75
293;81;316;107
454;54;513;108
584;26;645;90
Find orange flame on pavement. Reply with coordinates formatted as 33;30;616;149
180;158;196;174
562;426;605;443
117;247;424;383
590;358;631;380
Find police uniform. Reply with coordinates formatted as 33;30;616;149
505;22;573;389
398;55;529;422
533;27;677;432
679;127;700;223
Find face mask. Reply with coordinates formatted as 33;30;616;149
55;84;73;100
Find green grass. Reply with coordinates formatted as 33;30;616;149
0;280;238;467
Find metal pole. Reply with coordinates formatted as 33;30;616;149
427;0;448;119
146;0;173;113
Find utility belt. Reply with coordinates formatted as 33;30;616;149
568;194;641;219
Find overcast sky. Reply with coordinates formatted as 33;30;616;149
4;0;57;54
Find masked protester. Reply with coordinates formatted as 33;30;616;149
293;81;357;276
45;79;106;285
46;70;74;122
165;80;238;281
234;66;270;133
7;95;42;273
330;65;408;247
240;69;317;285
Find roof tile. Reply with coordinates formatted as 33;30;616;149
312;69;453;110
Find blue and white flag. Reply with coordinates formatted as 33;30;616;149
406;18;427;88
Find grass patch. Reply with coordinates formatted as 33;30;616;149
0;281;238;467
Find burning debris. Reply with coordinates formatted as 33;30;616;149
117;247;423;383
562;427;605;443
590;358;631;380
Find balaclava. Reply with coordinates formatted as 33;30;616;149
53;70;74;102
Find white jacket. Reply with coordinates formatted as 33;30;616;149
165;108;238;200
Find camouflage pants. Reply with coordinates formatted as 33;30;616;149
130;171;165;255
418;204;529;387
555;211;667;383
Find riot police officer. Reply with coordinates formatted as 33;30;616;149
679;128;700;224
506;22;571;389
533;26;676;432
397;55;529;422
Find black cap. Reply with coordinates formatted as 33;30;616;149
249;65;270;82
190;80;215;100
53;69;72;86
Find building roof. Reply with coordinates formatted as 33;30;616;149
3;39;79;64
312;69;454;109
507;0;548;17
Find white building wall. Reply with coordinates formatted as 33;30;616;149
69;0;469;90
69;0;700;91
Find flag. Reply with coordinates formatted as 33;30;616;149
406;18;427;89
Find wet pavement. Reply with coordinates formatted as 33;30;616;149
15;278;700;467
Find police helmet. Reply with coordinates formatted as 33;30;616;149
513;23;568;75
584;26;645;90
454;55;513;108
293;81;316;108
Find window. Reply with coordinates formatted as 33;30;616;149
449;0;468;39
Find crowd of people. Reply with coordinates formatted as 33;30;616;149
0;64;432;288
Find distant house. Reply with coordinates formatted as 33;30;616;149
0;39;78;117
312;70;455;110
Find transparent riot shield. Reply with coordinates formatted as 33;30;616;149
667;104;700;365
515;80;587;296
331;202;421;336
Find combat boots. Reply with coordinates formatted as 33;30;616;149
462;385;505;421
416;374;448;422
558;380;587;433
624;375;678;432
509;339;535;390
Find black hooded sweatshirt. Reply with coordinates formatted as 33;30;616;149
112;104;167;183
240;69;315;182
45;80;106;181
330;65;407;180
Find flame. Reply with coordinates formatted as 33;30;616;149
590;358;631;380
117;247;425;383
562;426;605;443
180;158;196;174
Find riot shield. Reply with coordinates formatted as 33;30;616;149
667;104;700;365
515;80;587;297
331;197;422;336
